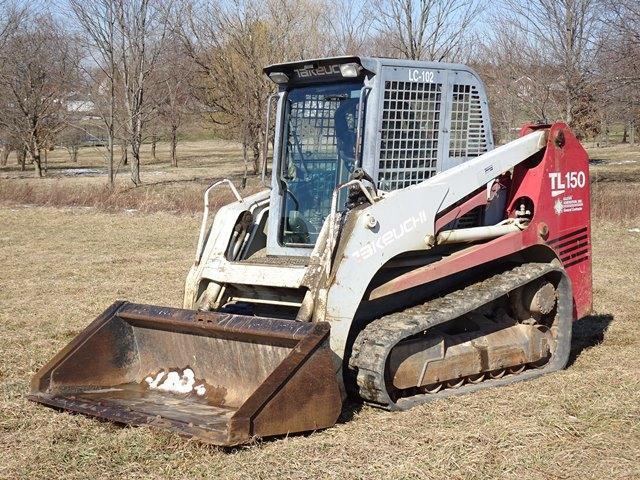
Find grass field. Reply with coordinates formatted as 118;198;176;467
1;140;639;479
0;139;262;214
2;138;640;219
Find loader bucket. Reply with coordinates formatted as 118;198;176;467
29;301;342;446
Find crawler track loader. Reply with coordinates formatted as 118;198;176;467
30;56;592;446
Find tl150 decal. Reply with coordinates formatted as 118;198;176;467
549;171;586;215
549;171;586;197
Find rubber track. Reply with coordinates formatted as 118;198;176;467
349;262;565;411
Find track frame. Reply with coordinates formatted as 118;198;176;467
349;262;573;410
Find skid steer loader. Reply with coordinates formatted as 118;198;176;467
30;56;592;446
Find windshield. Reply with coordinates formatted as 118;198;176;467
280;81;363;246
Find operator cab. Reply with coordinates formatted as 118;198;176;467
263;56;493;257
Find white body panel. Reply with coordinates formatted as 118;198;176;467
200;262;306;289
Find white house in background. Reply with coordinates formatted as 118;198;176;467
66;99;94;114
514;76;533;99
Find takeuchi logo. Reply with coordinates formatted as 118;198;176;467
353;210;429;261
294;64;341;78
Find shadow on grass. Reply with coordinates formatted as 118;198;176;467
568;313;614;366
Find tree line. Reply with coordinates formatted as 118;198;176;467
0;0;638;184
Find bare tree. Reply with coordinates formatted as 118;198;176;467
0;143;9;166
501;0;600;128
372;0;484;61
179;0;276;174
178;0;329;174
70;0;120;186
114;0;170;185
59;126;86;162
599;0;640;142
475;22;567;141
0;14;81;177
0;1;23;54
0;1;25;165
0;130;20;166
326;0;376;56
603;0;640;86
263;0;330;59
152;35;194;167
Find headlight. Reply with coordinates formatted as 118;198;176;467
340;63;361;78
268;72;289;84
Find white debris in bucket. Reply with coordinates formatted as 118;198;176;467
145;371;165;388
145;368;206;396
157;371;193;394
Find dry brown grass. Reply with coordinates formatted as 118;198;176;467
0;139;262;214
590;182;640;223
0;207;639;479
0;141;639;479
0;180;259;215
587;144;640;222
1;139;640;223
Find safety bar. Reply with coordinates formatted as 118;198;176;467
194;179;243;265
329;179;377;215
355;86;371;169
325;180;378;273
261;93;279;187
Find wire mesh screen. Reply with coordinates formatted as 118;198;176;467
378;80;442;190
449;84;488;159
289;95;340;161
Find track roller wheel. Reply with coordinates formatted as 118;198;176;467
422;382;443;394
445;377;465;389
467;373;485;384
